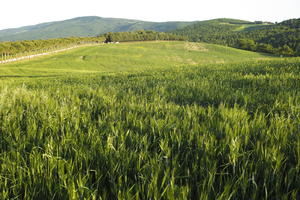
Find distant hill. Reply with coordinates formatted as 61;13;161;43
0;16;195;41
2;16;299;56
172;18;300;56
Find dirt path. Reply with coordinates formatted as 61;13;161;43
0;43;100;64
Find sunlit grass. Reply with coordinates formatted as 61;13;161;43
0;41;299;199
0;41;276;77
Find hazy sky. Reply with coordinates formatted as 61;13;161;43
0;0;299;30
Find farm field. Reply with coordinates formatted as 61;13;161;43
0;41;300;199
0;41;274;77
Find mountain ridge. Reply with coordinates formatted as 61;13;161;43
0;16;195;41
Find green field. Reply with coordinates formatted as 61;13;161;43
0;41;300;199
0;41;274;76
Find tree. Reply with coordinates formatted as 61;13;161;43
257;43;274;54
295;43;300;56
237;39;257;51
279;45;294;56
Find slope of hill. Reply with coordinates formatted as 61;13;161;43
0;16;194;41
172;18;300;56
0;41;273;76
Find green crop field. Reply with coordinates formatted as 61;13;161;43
0;41;274;77
0;41;299;199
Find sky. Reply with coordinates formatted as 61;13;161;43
0;0;299;30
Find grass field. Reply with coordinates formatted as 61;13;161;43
0;41;299;199
0;41;274;77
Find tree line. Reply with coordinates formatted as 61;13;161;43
102;30;186;43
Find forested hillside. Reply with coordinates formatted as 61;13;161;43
0;16;194;42
173;18;300;56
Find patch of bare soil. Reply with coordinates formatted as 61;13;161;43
184;43;208;52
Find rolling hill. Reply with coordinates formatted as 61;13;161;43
0;41;274;76
171;18;273;45
1;16;299;55
172;18;300;55
0;16;194;41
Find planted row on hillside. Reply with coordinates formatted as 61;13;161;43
0;37;105;59
0;31;184;60
103;30;186;43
